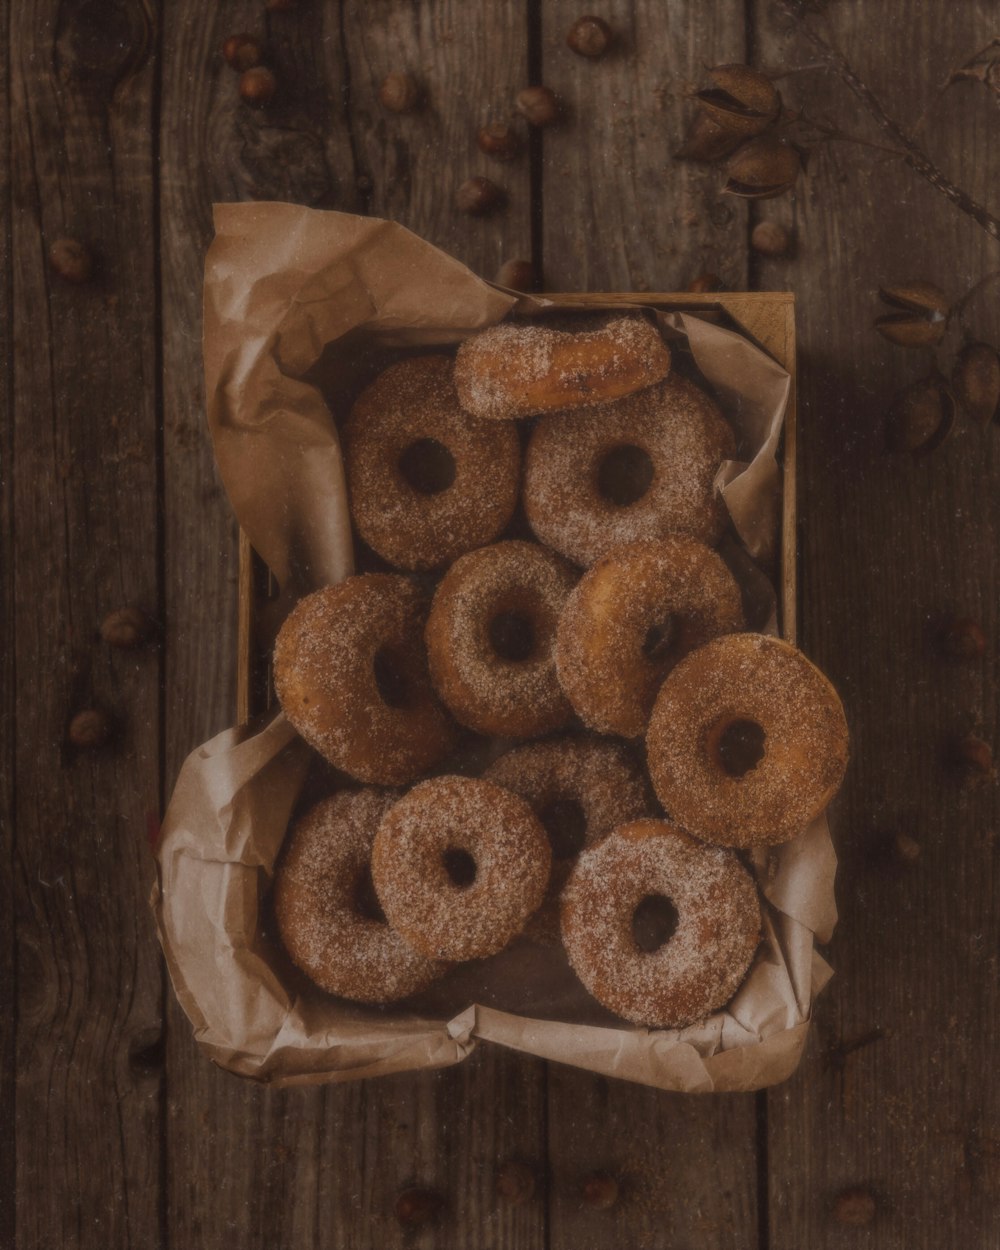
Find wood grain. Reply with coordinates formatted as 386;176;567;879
9;2;165;1246
754;4;1000;1246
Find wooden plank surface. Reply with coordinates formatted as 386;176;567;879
755;3;1000;1246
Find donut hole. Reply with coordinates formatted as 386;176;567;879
642;614;679;664
714;717;767;778
372;646;411;709
539;798;587;861
442;847;477;889
353;865;387;925
398;438;456;495
631;893;679;953
488;610;536;662
597;444;654;507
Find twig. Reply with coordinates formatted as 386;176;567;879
775;0;1000;243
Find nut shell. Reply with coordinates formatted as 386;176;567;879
696;63;781;136
952;341;1000;423
723;135;801;199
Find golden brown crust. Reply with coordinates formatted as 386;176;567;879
561;819;762;1028
274;575;457;785
523;373;736;566
371;776;552;960
344;356;520;571
646;633;850;847
425;540;577;738
453;313;671;420
555;538;745;738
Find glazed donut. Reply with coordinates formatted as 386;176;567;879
646;633;850;847
274;574;456;786
560;819;762;1028
555;537;745;738
523;373;735;566
484;736;651;938
371;776;551;961
274;789;447;1003
343;356;520;571
453;313;671;421
425;540;577;738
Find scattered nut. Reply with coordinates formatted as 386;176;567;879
723;135;801;200
394;1187;444;1227
222;33;264;72
695;63;781;137
892;831;920;864
832;1186;876;1226
751;220;792;257
875;282;950;348
885;374;956;455
950;733;995;784
566;15;613;59
686;272;724;293
674;110;743;163
49;237;94;285
515;85;560;128
939;617;987;660
455;176;505;215
478;121;521;161
494;259;539;292
581;1172;619;1210
101;606;154;649
68;708;111;750
239;66;277;105
495;1159;536;1204
952;341;1000;424
378;71;421;114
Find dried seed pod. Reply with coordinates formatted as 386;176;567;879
723;135;801;200
494;259;539;292
495;1159;536;1204
239;66;277;105
566;16;613;59
515;85;560;128
394;1187;444;1227
101;606;154;649
581;1172;619;1210
939;616;987;660
378;72;421;114
478;121;521;161
952;341;1000;424
455;176;505;215
875;282;950;347
49;237;94;284
832;1186;876;1226
751;220;792;257
695;64;781;137
674;110;744;163
950;732;994;784
885;374;956;454
68;708;111;750
222;32;264;72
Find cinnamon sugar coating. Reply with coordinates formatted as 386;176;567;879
344;356;520;571
524;372;736;566
274;789;447;1003
555;537;745;738
425;540;577;738
561;819;762;1027
274;575;456;785
647;633;850;847
453;313;671;421
372;776;551;960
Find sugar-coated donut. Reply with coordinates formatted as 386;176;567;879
484;736;651;939
344;356;520;571
372;776;551;961
453;313;671;421
523;373;735;566
555;537;745;738
561;819;762;1028
646;633;850;847
274;790;447;1003
425;540;577;738
274;574;456;786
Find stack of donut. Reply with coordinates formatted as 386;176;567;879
271;312;849;1030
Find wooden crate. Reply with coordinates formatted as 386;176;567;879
236;291;796;723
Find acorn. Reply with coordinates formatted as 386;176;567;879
751;220;792;257
951;341;1000;424
222;32;264;72
515;85;560;128
494;259;539;292
49;237;94;284
885;373;956;454
832;1186;876;1226
695;64;781;136
566;16;613;59
378;71;421;114
723;135;801;200
239;66;277;105
875;282;950;348
100;606;154;649
674;110;744;163
68;708;111;750
455;176;505;215
495;1159;536;1204
478;121;521;161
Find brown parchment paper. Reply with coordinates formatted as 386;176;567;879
152;203;838;1091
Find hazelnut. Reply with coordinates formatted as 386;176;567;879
378;71;421;114
751;220;792;257
101;606;154;649
239;66;277;105
515;85;560;128
495;1159;536;1204
950;733;994;784
394;1187;443;1227
477;121;521;161
581;1171;619;1210
686;272;724;294
454;176;505;215
832;1186;876;1226
494;259;539;292
939;617;987;660
68;708;111;750
49;237;93;284
222;33;264;72
566;15;614;59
